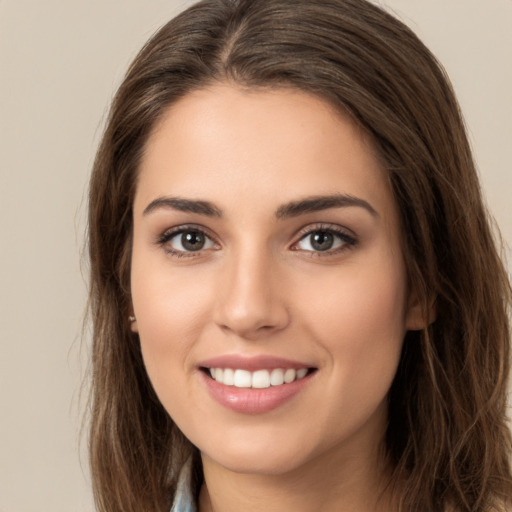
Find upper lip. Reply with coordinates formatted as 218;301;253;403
198;354;315;371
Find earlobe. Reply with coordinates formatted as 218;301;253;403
405;294;436;331
129;314;138;333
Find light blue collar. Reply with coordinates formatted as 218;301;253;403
170;457;198;512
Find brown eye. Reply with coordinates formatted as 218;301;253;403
295;228;356;253
309;231;334;251
161;228;217;254
181;231;206;251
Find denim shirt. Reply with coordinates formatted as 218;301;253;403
170;458;197;512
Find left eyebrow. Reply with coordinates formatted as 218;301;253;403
274;194;378;219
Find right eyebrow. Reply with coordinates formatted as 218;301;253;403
142;196;223;217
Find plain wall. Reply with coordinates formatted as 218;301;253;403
0;1;510;511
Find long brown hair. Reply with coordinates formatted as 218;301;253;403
86;0;512;510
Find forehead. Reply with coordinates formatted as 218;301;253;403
135;83;395;222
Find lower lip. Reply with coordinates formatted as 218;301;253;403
201;371;313;414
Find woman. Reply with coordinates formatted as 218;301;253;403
86;0;512;510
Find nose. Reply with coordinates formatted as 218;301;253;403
213;247;290;340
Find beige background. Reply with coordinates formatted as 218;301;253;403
0;1;510;511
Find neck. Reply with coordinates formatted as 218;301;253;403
198;437;396;512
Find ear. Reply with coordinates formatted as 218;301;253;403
405;291;436;331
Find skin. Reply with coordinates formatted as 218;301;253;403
130;84;424;512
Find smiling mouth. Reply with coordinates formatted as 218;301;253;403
202;367;317;389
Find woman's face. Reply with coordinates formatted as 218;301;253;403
131;84;421;476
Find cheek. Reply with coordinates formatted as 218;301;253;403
296;259;407;443
130;255;214;384
301;253;407;375
132;252;212;328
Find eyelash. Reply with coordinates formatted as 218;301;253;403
156;223;357;259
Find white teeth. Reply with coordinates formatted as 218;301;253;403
270;368;284;386
214;368;223;381
252;370;271;389
296;368;308;379
223;368;234;386
233;369;252;388
284;368;296;383
208;367;310;388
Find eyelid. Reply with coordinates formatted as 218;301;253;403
293;222;356;240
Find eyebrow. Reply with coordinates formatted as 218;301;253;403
142;193;377;219
143;197;222;217
275;194;378;219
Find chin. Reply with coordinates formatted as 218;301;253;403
202;446;313;476
196;425;328;477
